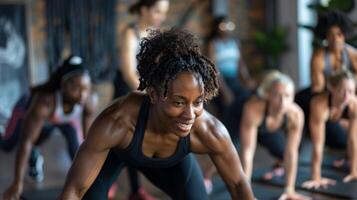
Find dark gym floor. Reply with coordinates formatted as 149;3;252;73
0;131;350;199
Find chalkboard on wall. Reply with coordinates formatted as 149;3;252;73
0;4;28;124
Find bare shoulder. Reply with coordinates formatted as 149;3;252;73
190;110;232;154
121;26;137;41
310;92;329;118
194;110;228;140
312;47;324;58
30;92;56;117
311;48;324;67
287;103;304;119
242;96;265;123
346;44;357;66
346;44;357;56
347;97;357;117
286;103;304;128
87;92;146;148
311;92;327;107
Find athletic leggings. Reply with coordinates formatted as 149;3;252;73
0;95;80;160
83;152;208;200
112;72;140;194
325;121;347;149
257;131;285;161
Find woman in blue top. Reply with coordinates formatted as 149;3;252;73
207;16;255;116
203;16;256;192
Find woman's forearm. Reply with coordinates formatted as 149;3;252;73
311;144;323;179
284;149;298;192
13;140;33;185
241;150;254;180
348;133;357;174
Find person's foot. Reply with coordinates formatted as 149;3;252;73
204;178;213;194
333;158;347;169
129;187;157;200
263;166;284;181
28;149;44;182
108;183;118;199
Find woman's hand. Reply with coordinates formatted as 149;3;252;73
2;183;23;200
343;173;357;183
302;177;336;189
278;191;311;200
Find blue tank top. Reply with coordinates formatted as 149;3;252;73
213;38;240;79
114;96;191;168
323;47;353;76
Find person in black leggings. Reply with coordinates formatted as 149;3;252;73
238;71;310;200
2;55;98;200
112;1;169;198
58;28;254;200
302;69;357;189
295;11;357;136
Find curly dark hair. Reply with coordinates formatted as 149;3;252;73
314;11;353;40
136;28;219;100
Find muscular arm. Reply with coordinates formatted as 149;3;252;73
82;93;99;138
59;112;127;199
239;103;258;180
209;123;254;200
120;28;140;90
309;97;326;180
347;104;357;176
192;112;255;200
8;95;51;192
284;106;304;193
310;50;325;93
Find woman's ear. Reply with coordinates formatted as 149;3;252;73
147;87;158;104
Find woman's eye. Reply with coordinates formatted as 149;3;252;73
194;100;203;106
174;101;184;107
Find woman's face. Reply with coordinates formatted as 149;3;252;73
142;0;169;28
327;25;345;50
266;82;294;112
151;72;204;137
330;78;355;105
62;74;91;105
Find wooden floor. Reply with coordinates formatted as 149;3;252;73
0;132;349;199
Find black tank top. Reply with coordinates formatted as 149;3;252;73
114;96;191;168
327;93;350;121
257;102;288;135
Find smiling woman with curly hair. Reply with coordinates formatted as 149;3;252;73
58;28;254;200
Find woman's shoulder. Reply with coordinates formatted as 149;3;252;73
121;24;139;40
87;92;146;147
192;110;230;143
286;103;304;122
310;92;329;110
243;95;265;113
97;92;146;124
31;91;56;107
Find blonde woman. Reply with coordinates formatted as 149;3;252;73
240;71;310;200
302;69;357;189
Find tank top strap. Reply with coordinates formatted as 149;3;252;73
124;95;151;151
342;47;352;70
324;48;332;75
